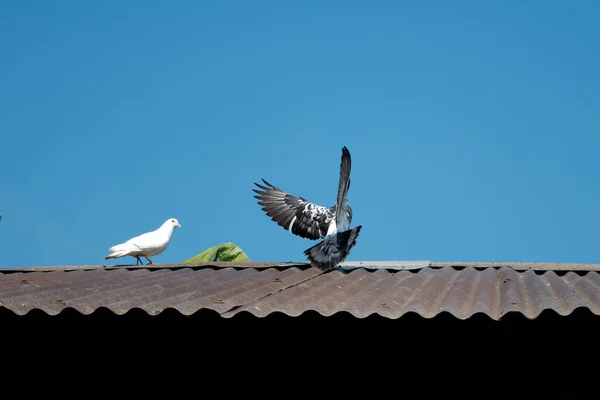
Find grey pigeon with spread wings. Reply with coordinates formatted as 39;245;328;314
105;218;181;265
253;146;362;271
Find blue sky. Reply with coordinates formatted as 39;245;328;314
1;0;599;268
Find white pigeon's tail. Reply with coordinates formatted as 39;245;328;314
108;245;122;253
104;246;131;260
303;225;362;271
105;243;133;260
105;249;133;260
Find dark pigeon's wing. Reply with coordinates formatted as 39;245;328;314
253;179;334;240
335;146;352;231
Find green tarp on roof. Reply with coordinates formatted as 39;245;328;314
182;242;250;263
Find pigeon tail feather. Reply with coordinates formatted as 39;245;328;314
108;243;127;253
303;226;362;271
105;250;132;260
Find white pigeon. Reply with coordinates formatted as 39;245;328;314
104;218;181;265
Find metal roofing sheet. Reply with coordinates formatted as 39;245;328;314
5;260;600;271
1;264;599;320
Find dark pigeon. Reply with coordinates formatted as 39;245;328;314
253;146;362;271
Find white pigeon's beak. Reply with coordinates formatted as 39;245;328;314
176;222;181;228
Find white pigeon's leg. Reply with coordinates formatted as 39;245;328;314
145;256;154;265
135;256;143;265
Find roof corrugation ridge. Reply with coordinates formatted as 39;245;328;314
1;266;599;320
4;303;598;321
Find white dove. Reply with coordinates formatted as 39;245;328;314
104;218;181;265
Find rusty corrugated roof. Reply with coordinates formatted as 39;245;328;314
0;262;599;320
6;260;600;271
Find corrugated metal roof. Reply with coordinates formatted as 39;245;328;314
1;262;599;320
6;260;600;271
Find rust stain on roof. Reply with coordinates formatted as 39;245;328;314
1;263;599;320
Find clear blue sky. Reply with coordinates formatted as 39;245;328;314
1;0;599;268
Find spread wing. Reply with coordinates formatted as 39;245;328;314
253;179;334;240
335;146;352;231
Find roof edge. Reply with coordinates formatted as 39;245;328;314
430;261;600;271
1;260;600;272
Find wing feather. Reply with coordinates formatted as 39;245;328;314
335;146;352;231
253;179;333;240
